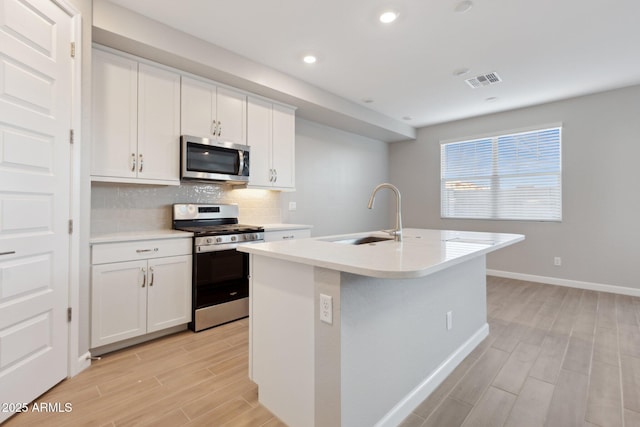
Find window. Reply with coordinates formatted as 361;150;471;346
441;126;561;221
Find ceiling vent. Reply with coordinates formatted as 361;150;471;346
465;72;502;89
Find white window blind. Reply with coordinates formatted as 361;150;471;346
441;127;562;221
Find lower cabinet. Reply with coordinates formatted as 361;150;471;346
91;238;192;348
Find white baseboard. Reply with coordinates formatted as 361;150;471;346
375;324;490;427
487;269;640;297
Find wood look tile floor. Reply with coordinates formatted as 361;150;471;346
5;276;640;426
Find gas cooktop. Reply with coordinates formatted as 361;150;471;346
173;224;264;237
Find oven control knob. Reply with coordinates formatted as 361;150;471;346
206;238;213;244
215;237;222;243
231;236;237;242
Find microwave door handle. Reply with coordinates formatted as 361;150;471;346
238;151;245;175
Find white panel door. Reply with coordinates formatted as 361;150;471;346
0;0;72;421
146;255;191;333
137;63;180;182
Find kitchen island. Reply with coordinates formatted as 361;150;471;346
238;228;524;427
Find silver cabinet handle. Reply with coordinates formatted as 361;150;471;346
269;169;275;182
136;248;159;253
0;251;16;256
141;267;146;288
282;235;295;240
230;291;238;296
211;120;217;135
149;266;154;286
131;153;136;172
274;169;277;183
139;154;144;172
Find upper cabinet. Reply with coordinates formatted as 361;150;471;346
247;97;296;190
92;47;295;190
181;76;247;145
92;49;181;185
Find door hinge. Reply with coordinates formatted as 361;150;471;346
68;219;73;234
70;42;75;58
69;129;74;144
67;307;72;322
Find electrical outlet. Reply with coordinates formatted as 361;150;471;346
288;201;297;211
320;294;333;324
446;311;453;330
554;257;562;266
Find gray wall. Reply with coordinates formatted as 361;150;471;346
281;119;391;237
390;85;640;290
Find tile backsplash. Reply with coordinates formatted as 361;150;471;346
91;181;282;235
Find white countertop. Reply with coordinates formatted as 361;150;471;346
258;223;313;231
237;228;524;279
90;229;193;244
89;223;311;244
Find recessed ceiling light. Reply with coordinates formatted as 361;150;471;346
303;55;317;64
402;116;413;121
485;97;498;102
362;98;374;104
452;67;470;77
454;0;473;13
379;11;399;23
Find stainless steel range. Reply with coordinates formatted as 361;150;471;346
172;204;264;332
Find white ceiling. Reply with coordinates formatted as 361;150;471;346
104;0;640;128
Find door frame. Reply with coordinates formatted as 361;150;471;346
52;0;86;377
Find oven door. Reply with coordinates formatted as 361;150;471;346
181;135;250;183
193;248;249;309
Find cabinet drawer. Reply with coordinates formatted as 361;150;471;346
92;238;192;264
264;229;311;242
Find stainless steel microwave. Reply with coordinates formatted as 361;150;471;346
181;135;250;184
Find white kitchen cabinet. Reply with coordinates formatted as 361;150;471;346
92;48;181;185
247;97;296;189
264;227;311;242
91;238;192;348
91;49;137;180
181;75;247;145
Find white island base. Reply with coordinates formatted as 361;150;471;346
242;229;523;427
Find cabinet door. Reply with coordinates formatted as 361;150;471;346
247;97;273;187
137;63;181;183
92;49;138;179
216;86;247;145
91;260;147;347
181;76;215;137
271;104;296;189
147;255;192;333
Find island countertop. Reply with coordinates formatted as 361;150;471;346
238;228;524;279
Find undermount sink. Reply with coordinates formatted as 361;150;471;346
330;235;394;245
